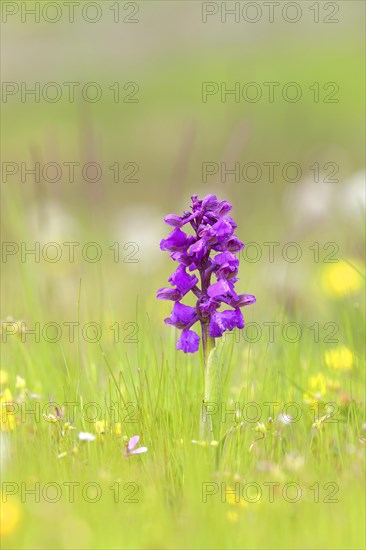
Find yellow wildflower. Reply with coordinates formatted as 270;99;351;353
303;373;327;404
322;261;363;296
114;423;122;436
226;488;241;506
0;371;8;385
310;373;327;394
95;420;106;435
325;347;354;371
228;495;249;509
94;420;124;437
0;496;21;537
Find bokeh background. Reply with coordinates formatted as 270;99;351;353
2;1;365;330
1;1;365;548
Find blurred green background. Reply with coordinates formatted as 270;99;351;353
2;1;365;328
1;1;365;548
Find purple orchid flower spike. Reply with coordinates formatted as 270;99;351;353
125;435;148;458
157;194;256;361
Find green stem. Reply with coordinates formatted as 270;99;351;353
200;321;221;443
202;321;215;370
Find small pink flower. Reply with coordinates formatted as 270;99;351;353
124;435;148;458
